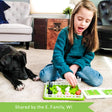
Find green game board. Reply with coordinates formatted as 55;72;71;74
43;81;85;101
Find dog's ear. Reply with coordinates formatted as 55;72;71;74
0;55;11;71
19;51;27;66
0;60;4;71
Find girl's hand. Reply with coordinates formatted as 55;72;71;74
70;64;79;75
64;72;77;87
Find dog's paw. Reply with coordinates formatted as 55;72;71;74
33;76;40;81
16;84;25;91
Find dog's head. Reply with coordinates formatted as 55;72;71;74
0;51;28;80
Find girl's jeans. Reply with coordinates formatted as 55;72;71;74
39;64;103;87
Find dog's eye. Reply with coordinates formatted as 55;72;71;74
12;68;20;71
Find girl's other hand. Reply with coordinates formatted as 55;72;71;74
64;72;77;87
70;64;79;75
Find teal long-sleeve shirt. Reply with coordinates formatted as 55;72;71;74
52;27;95;78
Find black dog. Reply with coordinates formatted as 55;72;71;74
0;45;39;91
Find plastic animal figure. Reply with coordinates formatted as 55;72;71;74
56;86;62;97
47;87;52;94
65;86;70;96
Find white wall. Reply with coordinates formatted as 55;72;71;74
30;0;74;14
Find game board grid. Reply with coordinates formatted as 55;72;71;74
43;81;85;101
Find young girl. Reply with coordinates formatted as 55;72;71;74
39;0;103;87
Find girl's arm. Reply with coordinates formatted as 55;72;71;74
70;64;79;75
52;28;73;78
72;51;95;70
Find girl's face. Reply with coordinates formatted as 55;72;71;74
74;7;94;36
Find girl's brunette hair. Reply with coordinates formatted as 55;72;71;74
68;0;99;52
